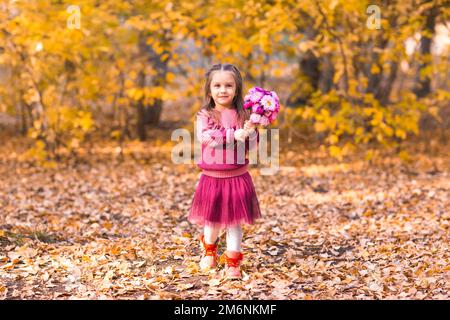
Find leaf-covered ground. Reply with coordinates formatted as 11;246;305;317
0;132;449;299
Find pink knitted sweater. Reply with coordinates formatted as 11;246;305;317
196;108;258;178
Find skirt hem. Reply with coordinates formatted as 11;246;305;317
188;216;261;229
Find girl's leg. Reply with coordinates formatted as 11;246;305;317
225;224;244;279
204;224;221;244
226;224;243;252
199;224;221;271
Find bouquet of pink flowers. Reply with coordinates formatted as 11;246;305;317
234;87;280;142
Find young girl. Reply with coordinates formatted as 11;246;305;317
188;63;261;280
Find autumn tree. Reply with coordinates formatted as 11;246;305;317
0;0;448;163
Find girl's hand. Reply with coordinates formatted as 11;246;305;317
244;120;255;131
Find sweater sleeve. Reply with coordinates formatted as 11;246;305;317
196;110;235;148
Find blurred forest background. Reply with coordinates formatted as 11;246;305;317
0;0;448;163
0;0;449;300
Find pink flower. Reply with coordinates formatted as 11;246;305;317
260;95;277;111
252;103;264;114
269;111;278;122
257;105;264;114
244;101;254;109
248;87;260;95
249;113;261;124
250;91;263;103
259;115;270;126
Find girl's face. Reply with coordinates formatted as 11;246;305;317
209;71;236;109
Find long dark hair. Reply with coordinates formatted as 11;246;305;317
199;63;249;128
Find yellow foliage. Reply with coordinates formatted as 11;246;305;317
395;128;407;140
370;64;381;74
398;150;411;162
314;122;327;132
0;0;444;165
329;145;343;161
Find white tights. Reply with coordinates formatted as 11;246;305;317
204;224;243;252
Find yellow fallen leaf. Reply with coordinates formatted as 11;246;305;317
208;279;221;286
186;262;199;274
271;280;290;289
177;283;194;291
219;253;227;265
110;245;122;255
361;251;370;259
42;272;50;282
408;287;417;295
368;282;382;292
164;266;174;274
341;277;353;284
2;262;15;270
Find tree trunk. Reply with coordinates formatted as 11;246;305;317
137;99;146;141
413;2;438;98
319;54;334;93
288;23;320;106
300;50;320;91
376;60;399;105
144;100;163;126
19;99;27;135
365;33;389;97
136;70;146;141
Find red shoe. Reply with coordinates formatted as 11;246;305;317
198;235;218;271
224;251;243;279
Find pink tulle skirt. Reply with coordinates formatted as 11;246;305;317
188;172;261;228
